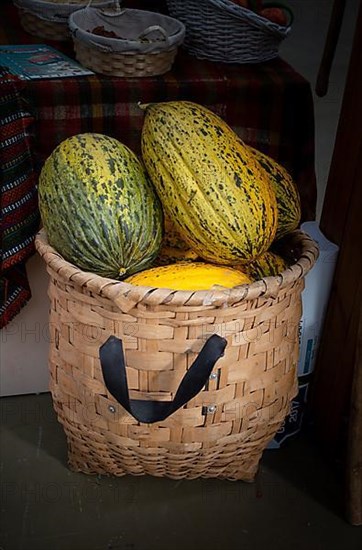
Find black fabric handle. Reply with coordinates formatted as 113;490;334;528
99;334;227;423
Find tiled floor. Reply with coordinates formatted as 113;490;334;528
2;2;362;549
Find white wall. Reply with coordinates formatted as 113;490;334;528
1;254;50;396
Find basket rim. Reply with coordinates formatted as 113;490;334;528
209;0;291;36
14;0;112;9
14;0;114;22
35;228;319;312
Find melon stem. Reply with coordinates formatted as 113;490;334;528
137;102;154;111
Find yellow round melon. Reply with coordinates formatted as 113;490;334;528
125;262;251;291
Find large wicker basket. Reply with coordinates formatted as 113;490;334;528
35;228;318;481
166;0;292;63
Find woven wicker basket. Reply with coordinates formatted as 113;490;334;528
166;0;292;63
69;6;185;77
13;0;113;41
35;228;318;481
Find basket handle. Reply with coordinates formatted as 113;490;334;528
99;334;227;423
137;25;169;43
86;0;122;11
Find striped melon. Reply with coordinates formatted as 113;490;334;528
162;216;194;250
38;133;163;279
141;101;278;266
246;251;289;281
154;215;199;266
153;245;199;267
247;146;301;239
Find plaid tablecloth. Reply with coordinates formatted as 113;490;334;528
0;0;317;327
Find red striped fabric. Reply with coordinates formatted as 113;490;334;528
1;69;40;328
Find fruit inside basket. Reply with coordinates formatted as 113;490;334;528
231;0;293;26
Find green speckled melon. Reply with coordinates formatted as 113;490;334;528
38;133;163;279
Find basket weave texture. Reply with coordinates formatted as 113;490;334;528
72;38;179;77
166;0;291;63
35;229;318;481
18;10;71;40
14;0;113;41
69;7;185;77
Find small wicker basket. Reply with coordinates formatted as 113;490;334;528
13;0;114;41
68;6;185;77
166;0;292;63
35;228;318;481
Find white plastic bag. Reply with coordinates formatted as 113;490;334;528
269;222;339;448
298;221;339;376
